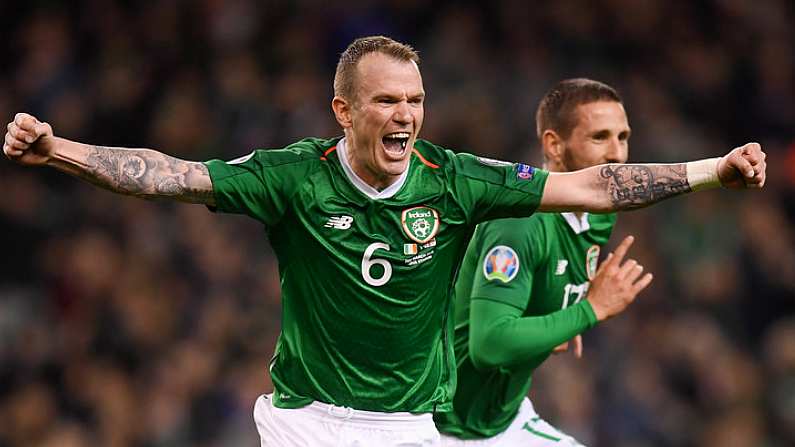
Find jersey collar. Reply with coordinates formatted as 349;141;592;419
561;212;590;234
336;138;409;200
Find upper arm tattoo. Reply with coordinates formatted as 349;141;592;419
82;146;215;204
599;164;691;210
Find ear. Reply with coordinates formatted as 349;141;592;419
332;96;353;129
541;129;564;166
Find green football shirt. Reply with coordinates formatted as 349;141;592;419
435;212;615;438
204;137;549;412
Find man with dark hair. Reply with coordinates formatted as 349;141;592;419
434;78;641;446
4;34;766;446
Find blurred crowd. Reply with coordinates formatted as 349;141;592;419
0;1;793;446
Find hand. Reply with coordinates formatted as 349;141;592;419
552;335;583;359
3;113;56;166
717;142;766;189
587;235;653;322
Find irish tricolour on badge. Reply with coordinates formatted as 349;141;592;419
483;245;520;283
401;206;440;244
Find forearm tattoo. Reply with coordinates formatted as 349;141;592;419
79;146;214;204
599;164;692;210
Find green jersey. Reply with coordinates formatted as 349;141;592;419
435;212;615;438
204;137;549;413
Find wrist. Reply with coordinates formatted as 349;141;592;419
686;158;721;191
46;138;87;168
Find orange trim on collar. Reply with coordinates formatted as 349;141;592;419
320;145;337;161
412;148;439;169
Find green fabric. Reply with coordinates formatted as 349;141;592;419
434;212;614;438
204;138;549;412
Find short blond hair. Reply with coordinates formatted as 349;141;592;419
334;36;420;101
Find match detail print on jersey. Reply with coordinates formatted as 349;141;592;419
482;245;520;283
586;245;600;280
401;206;440;243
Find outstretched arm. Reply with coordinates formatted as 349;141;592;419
4;113;215;205
538;143;766;213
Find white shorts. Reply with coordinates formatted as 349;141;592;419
440;398;585;447
253;394;441;446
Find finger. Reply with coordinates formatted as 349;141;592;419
743;150;763;167
608;236;635;267
34;121;52;138
8;122;36;144
742;161;765;187
617;258;639;280
752;161;766;180
741;142;762;156
15;113;40;133
625;263;644;283
632;272;654;293
5;131;30;150
573;335;583;359
595;253;613;276
3;143;23;157
731;152;755;178
552;342;568;354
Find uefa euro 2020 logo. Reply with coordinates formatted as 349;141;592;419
483;245;519;283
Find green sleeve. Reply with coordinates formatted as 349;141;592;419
204;145;317;226
449;152;549;225
467;218;597;370
467;218;541;310
469;299;597;370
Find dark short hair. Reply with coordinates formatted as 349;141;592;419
334;36;420;101
535;78;622;140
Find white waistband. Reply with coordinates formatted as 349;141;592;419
301;399;433;424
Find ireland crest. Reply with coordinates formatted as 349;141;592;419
586;245;600;280
401;206;439;243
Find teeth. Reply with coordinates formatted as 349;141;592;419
384;132;411;139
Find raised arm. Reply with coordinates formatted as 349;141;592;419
4;113;215;205
538;143;766;213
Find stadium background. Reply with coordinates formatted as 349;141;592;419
0;1;793;446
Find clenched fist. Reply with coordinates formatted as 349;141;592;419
3;113;56;166
718;142;766;189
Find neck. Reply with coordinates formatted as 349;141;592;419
348;155;395;191
344;138;399;191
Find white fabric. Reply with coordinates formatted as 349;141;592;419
336;137;409;199
561;212;590;234
686;157;721;192
439;398;585;447
253;394;441;446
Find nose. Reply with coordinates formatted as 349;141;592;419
605;138;627;164
393;101;412;125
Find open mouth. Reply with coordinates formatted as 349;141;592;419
382;132;411;157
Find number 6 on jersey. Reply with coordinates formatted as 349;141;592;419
362;243;392;286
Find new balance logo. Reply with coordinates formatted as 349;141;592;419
325;215;354;229
555;260;568;275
